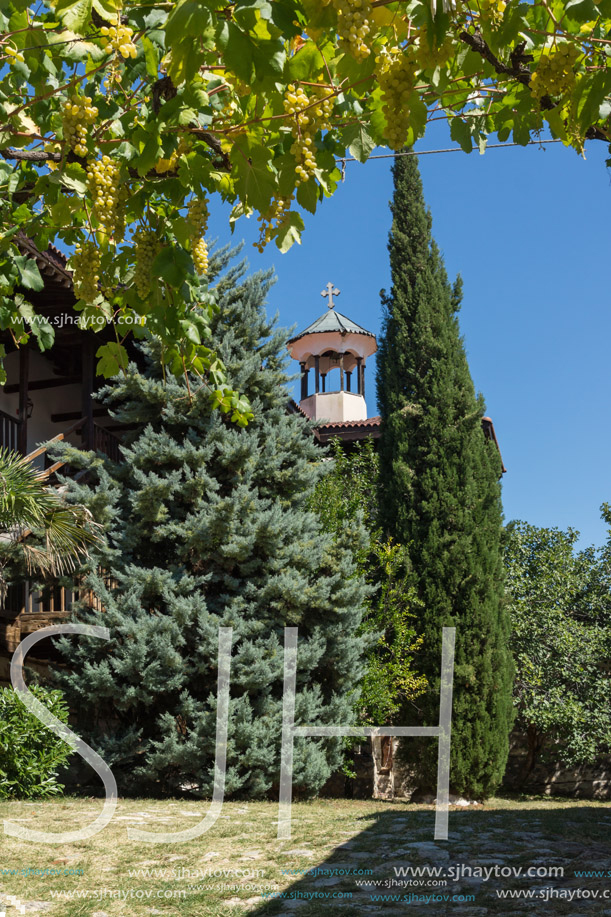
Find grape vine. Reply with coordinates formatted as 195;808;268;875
255;195;294;252
415;27;454;71
0;0;608;412
155;137;192;175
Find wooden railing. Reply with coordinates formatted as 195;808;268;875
0;409;19;453
94;423;122;462
7;573;114;617
25;417;86;479
22;418;122;481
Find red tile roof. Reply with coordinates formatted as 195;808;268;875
17;233;72;290
317;416;381;430
289;400;505;470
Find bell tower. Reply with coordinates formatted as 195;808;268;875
287;283;377;423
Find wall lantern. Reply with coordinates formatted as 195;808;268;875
17;398;34;419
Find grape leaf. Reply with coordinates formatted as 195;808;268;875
276;210;304;252
54;0;92;33
96;342;128;378
342;122;376;163
14;256;44;292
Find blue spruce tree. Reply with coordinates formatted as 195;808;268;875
52;251;369;797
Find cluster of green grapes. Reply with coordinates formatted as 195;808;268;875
328;0;372;61
192;237;209;276
87;155;122;238
188;197;208;237
255;195;293;252
155;137;192;174
72;241;100;304
100;18;138;58
44;142;61;171
114;185;129;243
133;228;159;299
212;84;241;127
283;83;333;184
376;50;418;150
477;0;506;27
229;76;250;98
188;197;209;277
530;43;580;100
415;27;454;71
62;94;98;157
4;44;25;63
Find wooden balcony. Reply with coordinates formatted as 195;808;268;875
0;574;114;685
0;584;74;683
1;581;99;651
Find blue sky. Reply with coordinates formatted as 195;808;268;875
209;125;611;549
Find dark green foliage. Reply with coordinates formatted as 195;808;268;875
0;686;72;799
50;250;369;798
311;439;426;728
377;153;514;798
505;518;611;774
311;437;379;548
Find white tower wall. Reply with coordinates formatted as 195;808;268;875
300;390;368;422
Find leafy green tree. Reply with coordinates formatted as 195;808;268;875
359;539;427;727
377;152;513;799
1;0;609;390
311;438;426;728
505;518;611;778
0;446;99;597
49;250;369;797
0;685;72;799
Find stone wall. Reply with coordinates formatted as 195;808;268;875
325;733;611;800
502;732;611;799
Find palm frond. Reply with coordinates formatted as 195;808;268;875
0;446;51;531
0;447;101;582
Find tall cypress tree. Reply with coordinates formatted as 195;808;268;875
51;250;369;797
377;155;513;799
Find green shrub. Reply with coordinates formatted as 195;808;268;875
0;685;73;799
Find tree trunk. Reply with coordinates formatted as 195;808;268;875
521;723;543;784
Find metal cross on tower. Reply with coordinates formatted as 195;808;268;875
321;282;340;309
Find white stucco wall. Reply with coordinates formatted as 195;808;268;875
300;391;367;422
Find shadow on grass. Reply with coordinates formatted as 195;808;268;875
247;798;611;917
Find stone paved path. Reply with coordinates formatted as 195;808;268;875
261;805;611;916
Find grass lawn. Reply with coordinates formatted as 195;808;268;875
1;796;610;916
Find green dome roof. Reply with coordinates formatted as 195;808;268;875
287;309;375;344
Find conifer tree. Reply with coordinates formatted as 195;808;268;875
51;250;369;797
377;155;514;799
